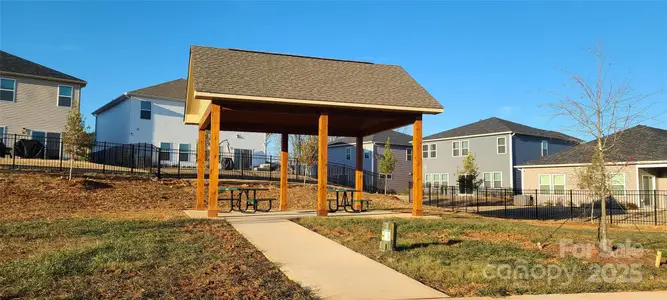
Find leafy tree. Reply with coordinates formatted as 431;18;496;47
456;153;481;192
291;135;318;185
62;108;92;180
377;137;397;194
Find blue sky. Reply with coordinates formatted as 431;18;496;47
1;1;665;140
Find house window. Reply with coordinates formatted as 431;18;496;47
541;140;549;156
493;172;502;188
0;78;16;102
379;173;393;180
432;174;440;187
57;85;73;107
364;150;370;159
160;142;171;161
441;174;449;186
429;144;436;158
140;101;152;120
539;175;551;194
0;126;6;141
483;172;492;188
497;137;506;154
345;147;351;160
406;148;412;161
611;174;626;195
461;140;469;156
452;141;460;157
179;144;190;162
553;174;565;195
425;174;431;185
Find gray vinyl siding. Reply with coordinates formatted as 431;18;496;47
512;134;578;189
328;143;374;171
376;144;413;193
422;133;513;188
0;75;81;136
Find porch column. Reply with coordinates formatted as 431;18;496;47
355;136;364;210
317;114;329;216
280;133;289;210
412;116;424;216
208;103;221;217
196;128;206;210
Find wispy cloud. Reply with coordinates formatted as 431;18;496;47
498;106;515;116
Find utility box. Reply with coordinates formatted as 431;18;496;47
380;221;397;251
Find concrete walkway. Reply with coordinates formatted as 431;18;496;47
458;291;667;300
191;210;447;300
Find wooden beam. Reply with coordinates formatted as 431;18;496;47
198;104;212;130
280;133;289;210
317;114;329;217
355;136;364;210
207;103;221;217
196;129;206;210
412;116;423;216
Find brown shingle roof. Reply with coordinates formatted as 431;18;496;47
518;125;667;166
189;46;443;112
127;78;187;101
0;50;86;85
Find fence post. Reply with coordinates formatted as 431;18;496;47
503;188;507;218
609;195;613;224
535;189;539;220
428;184;431;206
476;188;479;213
157;147;161;179
102;142;106;174
269;155;273;181
655;189;659;226
569;190;573;221
130;144;135;174
59;138;64;171
241;153;245;178
177;148;182;178
12;134;17;169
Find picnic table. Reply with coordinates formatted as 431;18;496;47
327;188;370;213
218;187;275;213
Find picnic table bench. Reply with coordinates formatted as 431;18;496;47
327;188;371;213
218;187;275;213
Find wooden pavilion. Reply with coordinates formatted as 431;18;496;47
184;46;443;217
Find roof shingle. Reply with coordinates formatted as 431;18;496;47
0;50;86;85
423;117;581;143
189;46;443;112
518;125;667;166
127;78;187;101
329;130;412;146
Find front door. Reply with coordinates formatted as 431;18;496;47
641;175;654;207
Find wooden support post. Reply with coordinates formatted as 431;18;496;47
355;136;364;210
196;129;206;210
280;133;289;210
208;103;221;217
317;114;329;216
412;116;424;216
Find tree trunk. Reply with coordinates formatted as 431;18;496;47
68;150;74;181
596;139;610;252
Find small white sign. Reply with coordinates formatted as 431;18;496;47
382;229;391;241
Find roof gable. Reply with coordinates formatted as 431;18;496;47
189;46;443;113
92;79;186;115
423;117;581;143
519;125;667;166
0;50;86;85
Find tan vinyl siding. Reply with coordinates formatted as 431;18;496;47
521;166;639;191
0;75;81;135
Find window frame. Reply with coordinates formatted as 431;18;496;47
441;173;449;186
497;137;507;154
539;174;551;195
160;142;172;161
0;78;16;102
452;141;460;157
406;148;412;161
57;85;73;107
345;147;351;160
541;140;549;156
179;143;190;162
492;172;502;188
610;173;626;195
483;172;492;188
461;140;470;156
140;100;152;120
552;174;566;195
423;143;436;159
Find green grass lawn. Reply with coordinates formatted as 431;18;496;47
0;218;316;299
296;215;667;297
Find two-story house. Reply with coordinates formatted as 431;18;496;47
422;117;581;190
0;50;87;157
328;130;413;193
92;79;266;168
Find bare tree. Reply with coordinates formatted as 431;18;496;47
291;134;318;185
62;108;93;180
545;44;662;252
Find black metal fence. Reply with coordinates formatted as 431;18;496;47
0;133;384;193
409;183;667;226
